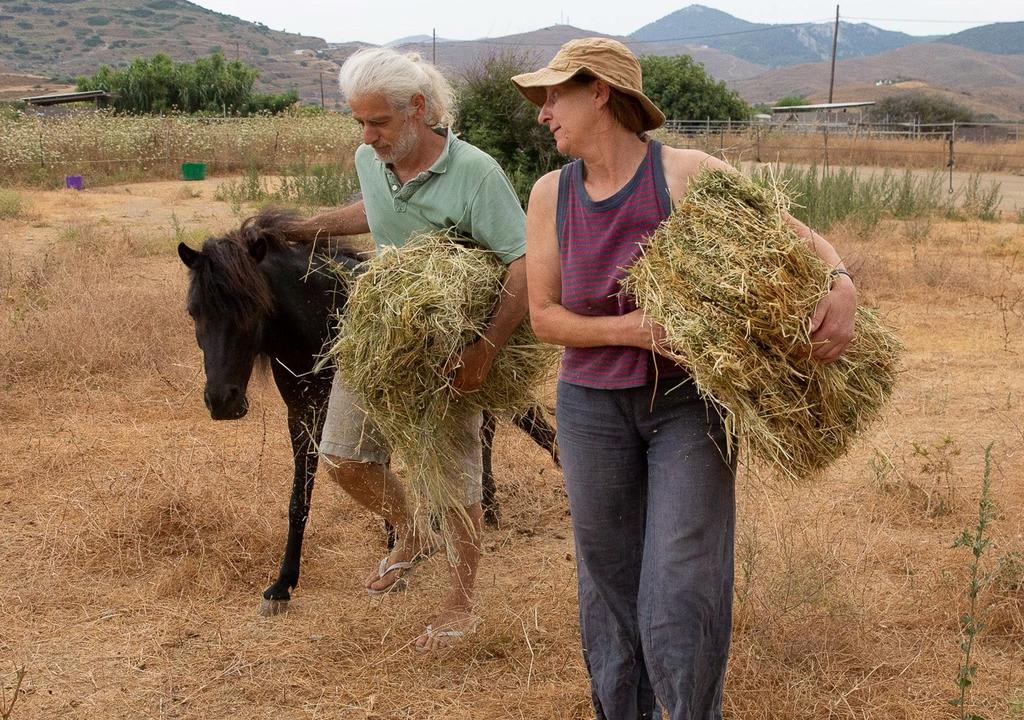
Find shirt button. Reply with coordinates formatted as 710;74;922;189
391;184;398;191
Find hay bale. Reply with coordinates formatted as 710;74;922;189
320;232;558;534
622;168;901;480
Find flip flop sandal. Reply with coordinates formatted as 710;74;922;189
366;545;441;595
414;624;469;652
366;557;416;595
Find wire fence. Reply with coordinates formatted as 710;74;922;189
657;119;1024;174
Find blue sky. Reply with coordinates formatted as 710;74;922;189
191;0;1020;45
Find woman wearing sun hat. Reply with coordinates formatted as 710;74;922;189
513;38;857;719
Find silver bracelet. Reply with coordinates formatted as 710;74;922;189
830;268;853;284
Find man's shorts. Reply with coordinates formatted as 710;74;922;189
319;373;484;507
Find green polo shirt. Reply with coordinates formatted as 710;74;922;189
354;129;526;265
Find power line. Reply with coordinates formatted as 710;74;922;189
842;15;1020;25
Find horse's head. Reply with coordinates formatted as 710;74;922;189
178;210;295;420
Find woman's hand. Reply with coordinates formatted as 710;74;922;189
624;309;673;356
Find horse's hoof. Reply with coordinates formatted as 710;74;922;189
259;597;290;617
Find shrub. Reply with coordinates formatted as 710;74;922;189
75;52;287;116
868;93;975;124
774;95;808;107
453;51;562;206
639;55;751;121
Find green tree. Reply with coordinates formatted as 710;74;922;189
77;52;267;115
774;95;808;107
868;93;975;124
639;55;750;121
454;52;562;206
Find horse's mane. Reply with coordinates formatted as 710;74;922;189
187;208;361;326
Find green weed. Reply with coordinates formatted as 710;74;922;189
214;162;358;210
961;174;1003;221
951;443;996;720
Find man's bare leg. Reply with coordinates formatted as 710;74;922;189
414;501;483;650
325;458;436;591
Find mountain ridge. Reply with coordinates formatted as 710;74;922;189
1;2;1021;118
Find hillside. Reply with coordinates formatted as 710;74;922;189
394;24;767;81
629;5;924;67
941;21;1024;55
730;44;1024;120
0;0;348;105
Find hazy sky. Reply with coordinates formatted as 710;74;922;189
191;0;1021;45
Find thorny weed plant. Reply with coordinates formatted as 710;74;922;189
913;435;961;517
951;443;996;720
0;667;26;720
978;252;1024;353
869;446;900;492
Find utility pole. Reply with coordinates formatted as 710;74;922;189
320;72;325;110
827;5;839;103
432;28;436;64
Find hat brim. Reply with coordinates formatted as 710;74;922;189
511;66;587;107
511;66;666;132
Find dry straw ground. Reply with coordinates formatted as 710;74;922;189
1;176;1023;719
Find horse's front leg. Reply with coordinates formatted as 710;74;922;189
480;410;499;526
260;405;322;616
512;404;560;467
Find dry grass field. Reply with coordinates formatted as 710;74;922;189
1;177;1023;719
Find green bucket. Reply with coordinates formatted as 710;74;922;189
181;162;207;181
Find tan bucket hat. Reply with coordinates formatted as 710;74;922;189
511;37;666;131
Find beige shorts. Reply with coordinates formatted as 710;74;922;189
319;373;484;507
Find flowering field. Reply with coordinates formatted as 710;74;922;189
0;111;362;186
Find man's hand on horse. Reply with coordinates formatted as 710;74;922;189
450;338;497;394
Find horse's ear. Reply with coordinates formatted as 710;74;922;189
178;242;202;269
248;235;267;263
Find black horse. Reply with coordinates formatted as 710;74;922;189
177;211;558;615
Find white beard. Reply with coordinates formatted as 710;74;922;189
373;120;419;164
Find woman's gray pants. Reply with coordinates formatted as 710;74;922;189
556;380;736;720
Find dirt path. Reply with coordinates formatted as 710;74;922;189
2;177;242;261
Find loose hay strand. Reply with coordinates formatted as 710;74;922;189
623;168;902;480
320;232;559;543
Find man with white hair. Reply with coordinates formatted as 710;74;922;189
284;48;527;651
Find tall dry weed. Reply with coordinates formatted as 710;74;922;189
0;221;193;389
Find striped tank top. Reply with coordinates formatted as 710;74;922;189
556;139;689;389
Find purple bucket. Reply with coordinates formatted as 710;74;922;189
64;175;84;191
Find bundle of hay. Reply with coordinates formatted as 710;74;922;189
321;232;558;533
622;168;900;480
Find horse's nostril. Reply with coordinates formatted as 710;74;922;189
203;388;214;411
